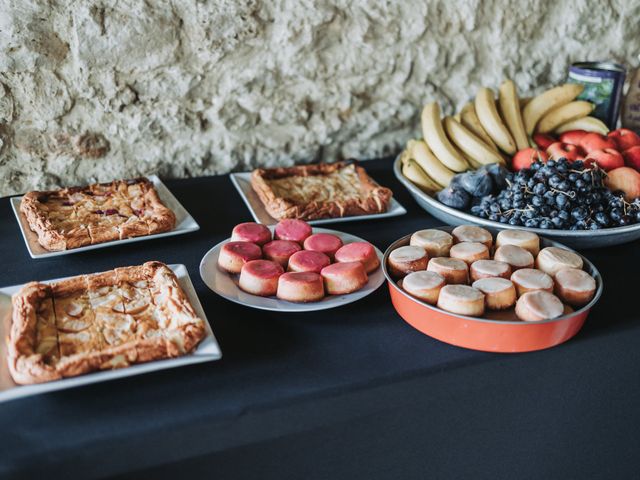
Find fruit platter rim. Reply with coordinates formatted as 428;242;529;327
393;154;640;246
382;226;603;326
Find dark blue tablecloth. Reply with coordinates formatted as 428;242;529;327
1;158;639;480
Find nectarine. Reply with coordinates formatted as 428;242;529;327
546;142;584;162
608;128;640;152
532;133;556;150
512;148;548;171
605;167;640;201
584;148;624;171
622;145;640;172
559;130;588;146
580;132;617;154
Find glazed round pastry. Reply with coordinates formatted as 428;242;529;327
451;225;493;249
402;271;446;305
427;257;469;284
409;229;453;257
449;242;490;265
321;261;368;295
231;222;272;246
469;259;512;282
276;272;325;303
536;247;584;277
218;241;262;274
495;230;540;256
262;240;302;268
334;242;380;273
493;244;534;271
303;233;344;260
472;277;517;310
437;285;485;316
287;250;331;274
387;246;429;278
274;219;313;244
510;268;554;297
239;260;284;296
515;290;564;322
554;268;596;307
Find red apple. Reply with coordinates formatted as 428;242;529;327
605;167;640;201
559;130;588;146
546;142;584;162
512;148;548;171
532;133;556;150
584;148;624;171
608;128;640;151
622;145;640;171
579;132;617;154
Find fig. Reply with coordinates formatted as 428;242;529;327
437;186;471;209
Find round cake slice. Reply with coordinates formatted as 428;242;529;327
410;229;453;257
277;272;325;302
231;222;272;246
303;233;344;260
334;242;380;273
387;246;429;278
402;271;445;305
262;240;302;268
321;261;368;295
218;241;262;274
287;250;331;274
437;284;485;316
239;260;284;296
274;219;313;244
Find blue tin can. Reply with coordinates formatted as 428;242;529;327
568;62;626;129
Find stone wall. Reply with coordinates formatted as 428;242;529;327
1;0;639;196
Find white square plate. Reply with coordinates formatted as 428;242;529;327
0;264;221;403
11;175;200;259
229;171;407;225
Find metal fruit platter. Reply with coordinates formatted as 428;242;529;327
393;154;640;249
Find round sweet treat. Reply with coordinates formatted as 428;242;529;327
472;277;517;310
437;284;485;316
409;229;453;257
387;246;429;278
510;268;554;297
402;271;446;305
495;230;540;256
334;242;380;273
287;250;331;274
451;225;493;249
449;242;490;266
303;233;344;260
536;247;583;277
274;219;312;244
231;222;272;246
321;261;368;295
469;259;512;282
218;241;262;274
554;268;596;307
494;244;534;271
262;240;302;268
238;260;284;296
427;257;469;284
276;272;325;303
515;291;564;322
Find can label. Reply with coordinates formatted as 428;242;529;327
622;67;640;134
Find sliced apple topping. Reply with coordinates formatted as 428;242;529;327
65;302;84;317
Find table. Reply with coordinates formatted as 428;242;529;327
1;158;639;480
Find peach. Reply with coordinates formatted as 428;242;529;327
584;148;624;171
608;128;640;152
512;148;548;171
579;132;617;154
546;142;584;162
604;167;640;201
559;130;588;146
532;133;556;150
622;145;640;172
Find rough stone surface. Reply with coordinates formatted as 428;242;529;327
1;0;639;195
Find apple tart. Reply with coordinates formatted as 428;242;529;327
20;178;176;251
7;262;207;385
250;161;393;220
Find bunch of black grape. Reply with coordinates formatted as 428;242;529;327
468;158;640;230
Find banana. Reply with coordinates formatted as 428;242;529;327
402;157;442;193
453;112;461;122
408;139;455;188
519;97;532;109
498;79;529;151
536;101;595;133
421;102;469;172
474;87;516;154
554;116;610;135
522;83;584;135
459;102;499;152
443;116;505;167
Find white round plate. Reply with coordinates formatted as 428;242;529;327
199;227;385;312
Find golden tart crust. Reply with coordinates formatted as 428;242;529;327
250;161;393;220
7;262;206;385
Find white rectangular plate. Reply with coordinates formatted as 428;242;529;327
229;171;407;225
0;264;221;403
11;175;200;259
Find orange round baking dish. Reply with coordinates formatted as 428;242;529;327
383;227;603;353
